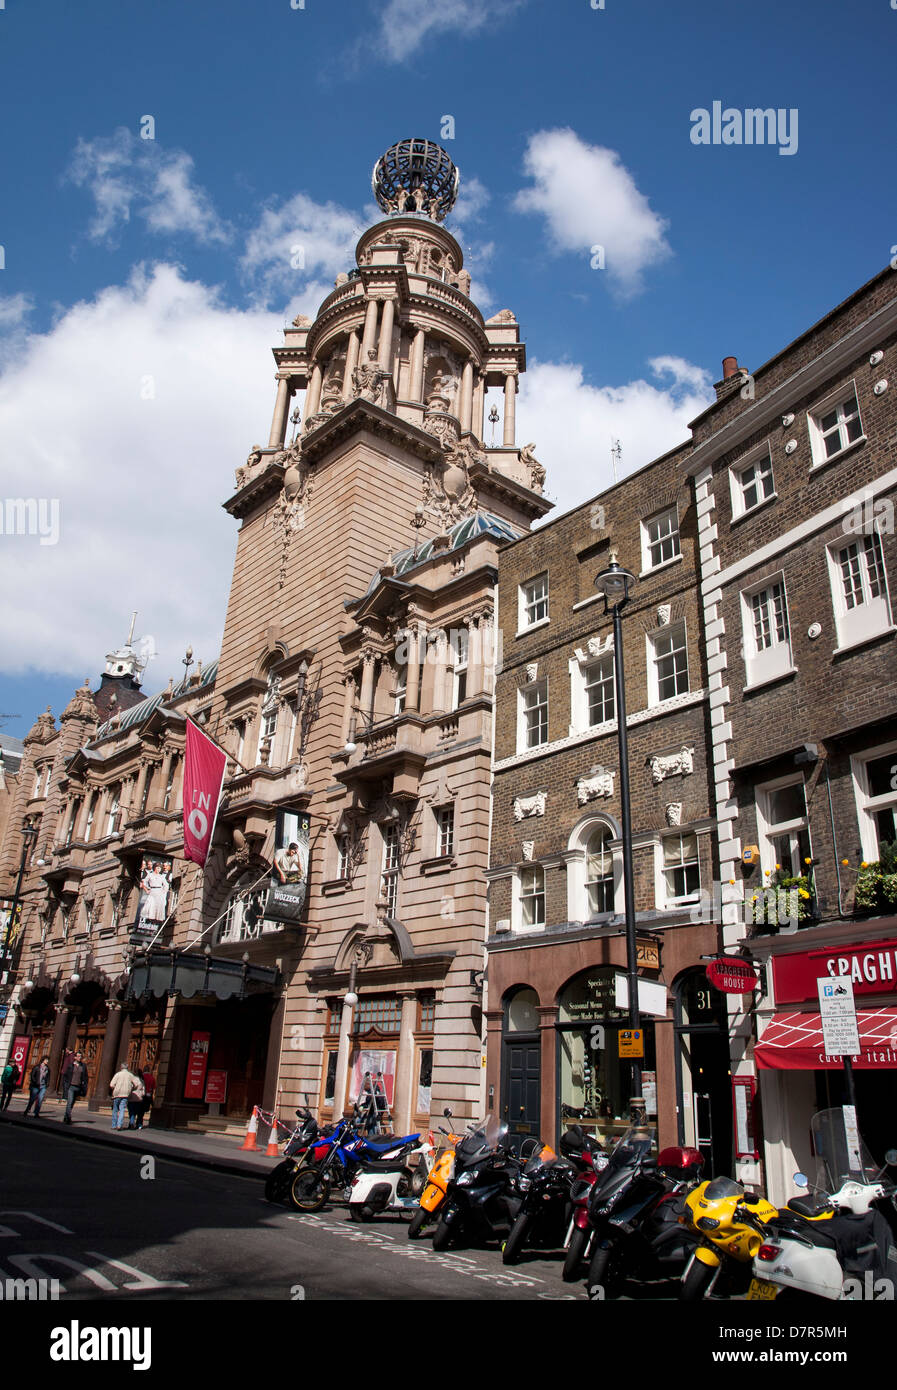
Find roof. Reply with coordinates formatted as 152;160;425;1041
92;659;219;743
362;510;523;598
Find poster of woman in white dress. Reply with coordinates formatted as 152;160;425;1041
135;856;172;932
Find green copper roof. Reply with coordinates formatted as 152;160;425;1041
92;659;219;743
363;510;522;597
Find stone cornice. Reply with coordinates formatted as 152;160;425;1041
222;456;286;519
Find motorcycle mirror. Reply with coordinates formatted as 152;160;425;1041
793;1172;809;1187
885;1149;897;1166
443;1107;453;1118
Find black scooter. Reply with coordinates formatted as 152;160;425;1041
502;1130;601;1265
431;1118;520;1252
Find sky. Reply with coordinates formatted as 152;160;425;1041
1;0;895;737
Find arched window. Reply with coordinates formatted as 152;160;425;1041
504;986;540;1033
585;827;614;915
567;815;621;923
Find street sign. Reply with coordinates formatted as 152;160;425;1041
816;975;861;1056
619;1029;644;1059
614;974;667;1017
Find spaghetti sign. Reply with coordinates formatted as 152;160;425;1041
706;957;759;994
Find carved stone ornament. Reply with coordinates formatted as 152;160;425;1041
423;438;479;526
25;705;57;743
656;604;672;627
292;313;313;328
519;443;546;494
524;662;539;683
513;791;547;821
61;681;98;724
521;840;535;862
576;770;615;804
351;348;390;407
235;443;264;490
486;309;517;325
647;746;695;785
665;802;683;827
272;445;313;587
586;634;612;659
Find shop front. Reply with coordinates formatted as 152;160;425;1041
751;922;897;1204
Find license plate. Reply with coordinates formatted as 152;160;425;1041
747;1278;779;1300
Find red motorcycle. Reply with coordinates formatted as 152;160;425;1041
559;1126;609;1282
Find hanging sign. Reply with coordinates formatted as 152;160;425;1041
183;719;228;867
706;957;759;993
264;807;311;924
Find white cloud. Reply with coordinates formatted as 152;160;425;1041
374;0;525;61
66;128;229;246
515;357;713;515
513;128;672;296
450;175;490;227
0;264;280;681
240;193;364;311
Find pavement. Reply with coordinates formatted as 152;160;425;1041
0;1092;281;1178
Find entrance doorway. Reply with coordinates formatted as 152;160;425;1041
500;987;541;1152
674;970;732;1178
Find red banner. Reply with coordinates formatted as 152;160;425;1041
706;957;759;993
183;719;228;867
184;1030;211;1100
10;1035;31;1088
772;939;897;1005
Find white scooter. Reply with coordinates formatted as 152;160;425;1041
347;1133;437;1222
751;1109;897;1301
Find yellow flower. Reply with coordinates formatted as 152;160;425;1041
804;857;812;865
799;889;810;899
729;879;735;885
841;859;849;866
861;862;868;869
775;863;781;870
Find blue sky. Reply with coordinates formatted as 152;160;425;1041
1;0;895;739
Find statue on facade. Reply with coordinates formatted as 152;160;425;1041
520;443;546;493
352;348;390;407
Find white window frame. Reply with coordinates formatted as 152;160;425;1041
756;774;812;879
381;823;400;916
740;572;795;689
850;740;897;862
808;381;865;469
83;793;97;841
105;784;122;837
659;831;701;907
826;528;893;653
566;818;623;921
568;641;615;736
518;572;549;632
513;864;546;933
729;446;776;520
517;678;549;752
435;804;455;859
335;833;350;880
640;506;681;573
393;663;407;715
450;626;469;710
646;620;689;707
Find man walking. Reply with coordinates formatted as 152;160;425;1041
60;1051;88;1124
0;1059;19;1110
24;1057;50;1116
109;1062;135;1130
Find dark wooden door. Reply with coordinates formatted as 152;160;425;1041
502;1038;541;1152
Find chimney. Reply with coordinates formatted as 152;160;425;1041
722;356;739;380
714;355;750;402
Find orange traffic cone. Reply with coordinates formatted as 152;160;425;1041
265;1117;281;1158
240;1106;259;1151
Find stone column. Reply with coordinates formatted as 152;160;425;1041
342;330;361;398
409;328;426;402
503;370;517;447
341;674;357;745
473;372;485;440
91;1001;126;1110
305;362;323;419
392;993;418;1134
404;624;424;712
361;297;379;357
358;649;377;724
465;615;483;698
460;360;474;433
132;762;149;818
377;298;395;372
49;1006;77;1091
332;998;356;1119
262;994;287;1114
268;375;292;448
428;631;449;715
158;749;174;811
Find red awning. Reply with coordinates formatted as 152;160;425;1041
754;1008;897;1070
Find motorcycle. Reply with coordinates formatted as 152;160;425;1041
407;1111;465;1240
679;1176;779;1300
584;1130;705;1299
347;1133;436;1222
288;1112;423;1213
264;1104;326;1204
430;1115;520;1252
560;1126;609;1282
500;1142;572;1265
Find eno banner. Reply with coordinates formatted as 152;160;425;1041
183;719;228;867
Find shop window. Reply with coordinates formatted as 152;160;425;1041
557;967;655;1146
415;1048;433;1116
322;1051;338;1109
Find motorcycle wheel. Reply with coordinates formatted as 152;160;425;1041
679;1257;717;1302
348;1204;374;1223
264;1161;293;1205
562;1226;589;1283
587;1239;626;1300
502;1212;531;1266
288;1168;331;1214
407;1207;430;1240
431;1213;456;1252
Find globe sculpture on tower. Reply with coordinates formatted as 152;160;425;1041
372;138;460;223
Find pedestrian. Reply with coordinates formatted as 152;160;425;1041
60;1051;89;1124
24;1057;50;1116
140;1067;156;1128
127;1071;146;1129
0;1060;20;1110
109;1063;136;1130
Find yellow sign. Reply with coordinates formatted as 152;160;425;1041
636;938;660;970
618;1029;644;1059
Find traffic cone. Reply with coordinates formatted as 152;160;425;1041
240;1106;259;1151
265;1117;281;1158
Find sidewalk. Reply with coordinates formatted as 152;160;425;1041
0;1094;283;1179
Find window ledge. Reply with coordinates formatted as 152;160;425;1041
571;591;607;613
420;855;457;875
809;435;867;475
730;492;779;527
321;878;350;895
743;665;798;694
515;617;550;639
511;925;546;937
638;553;683;580
832;625;896;657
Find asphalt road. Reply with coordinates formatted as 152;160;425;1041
0;1124;582;1302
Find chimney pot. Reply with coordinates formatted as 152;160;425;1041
722;356;739;380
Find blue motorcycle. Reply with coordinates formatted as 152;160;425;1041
288;1114;422;1213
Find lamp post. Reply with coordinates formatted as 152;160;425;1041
593;552;643;1115
1;821;39;992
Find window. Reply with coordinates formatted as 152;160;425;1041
256;672;281;765
354;996;401;1034
732;451;775;517
83;899;94;935
520;573;549;630
84;793;97;841
518;865;546;930
662;832;700;905
852;744;897;861
519;680;548;750
105;784;121;837
381;823;400;916
648;623;689;705
436;805;455;858
586;828;615;915
139;770;152;817
64;799;80;847
450;626;468;709
828;532;892;650
741;576;794;687
162;760;176;812
809;387;863;466
418;995;436;1032
641;507;681;571
393;664;407;715
234;719;246;765
757;777;811;878
584;654;615;727
335;833;350;879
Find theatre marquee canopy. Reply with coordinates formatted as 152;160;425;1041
128;950;278;1002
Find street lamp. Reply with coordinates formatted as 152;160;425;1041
0;821;39;991
593;551;643;1116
